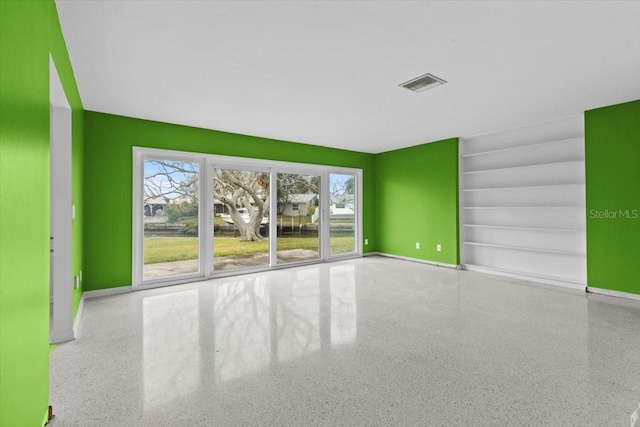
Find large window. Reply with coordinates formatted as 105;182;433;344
133;149;362;288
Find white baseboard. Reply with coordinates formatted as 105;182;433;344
376;252;459;269
587;287;640;301
50;329;74;344
83;286;132;299
72;294;85;337
70;287;131;338
462;264;586;291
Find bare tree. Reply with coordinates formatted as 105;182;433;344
330;175;355;211
144;162;339;241
144;160;199;221
144;161;269;241
214;169;269;241
144;160;198;203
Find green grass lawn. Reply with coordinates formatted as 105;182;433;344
144;236;355;264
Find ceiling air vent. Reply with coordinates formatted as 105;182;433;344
399;73;447;93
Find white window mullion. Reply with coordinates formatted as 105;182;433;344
132;149;144;289
202;160;214;277
269;169;277;267
356;171;363;256
320;171;330;261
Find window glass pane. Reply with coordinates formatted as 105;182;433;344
276;173;320;263
213;168;270;271
329;173;356;255
143;159;199;279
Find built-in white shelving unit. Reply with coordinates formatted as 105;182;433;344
459;116;586;285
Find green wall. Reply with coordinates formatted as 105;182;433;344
1;1;51;425
375;138;459;265
585;100;640;295
0;1;83;425
83;112;376;290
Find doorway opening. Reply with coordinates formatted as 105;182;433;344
49;56;74;343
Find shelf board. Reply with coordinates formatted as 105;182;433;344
461;184;585;192
463;241;585;256
460;137;583;158
462;224;584;232
461;264;585;286
462;206;584;209
462;160;584;175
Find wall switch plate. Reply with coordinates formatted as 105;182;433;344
72;205;76;219
365;239;368;245
73;276;80;289
437;244;442;252
416;242;420;249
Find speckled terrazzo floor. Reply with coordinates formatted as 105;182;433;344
49;256;640;426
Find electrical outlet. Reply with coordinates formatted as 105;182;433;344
365;239;368;245
437;244;442;252
73;276;80;289
416;242;420;249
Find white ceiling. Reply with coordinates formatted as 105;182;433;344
56;1;640;154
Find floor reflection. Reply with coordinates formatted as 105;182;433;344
143;290;200;411
330;265;357;345
213;276;271;382
142;264;358;407
274;268;322;362
211;265;357;380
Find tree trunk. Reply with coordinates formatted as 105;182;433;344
237;223;263;241
213;169;269;241
228;206;265;241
